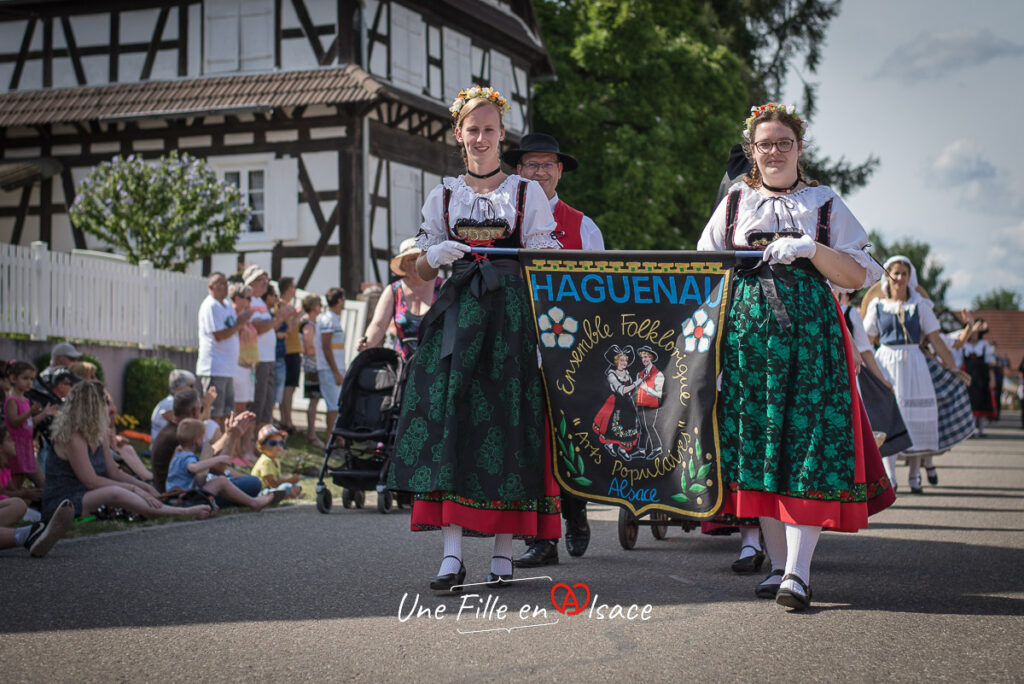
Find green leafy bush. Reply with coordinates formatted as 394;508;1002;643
123;357;176;431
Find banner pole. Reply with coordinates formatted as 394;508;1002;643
470;247;764;259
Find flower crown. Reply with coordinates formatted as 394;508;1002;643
449;85;510;120
742;103;807;140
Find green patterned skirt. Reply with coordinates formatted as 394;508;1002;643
718;264;857;500
388;263;551;526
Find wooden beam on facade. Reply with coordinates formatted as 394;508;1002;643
9;17;36;90
177;0;188;76
10;186;31;245
60;168;87;249
291;0;326;63
140;7;170;80
369;119;460;177
60;16;87;85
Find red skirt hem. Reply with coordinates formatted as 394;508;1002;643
411;500;561;537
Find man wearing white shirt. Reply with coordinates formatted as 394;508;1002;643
242;265;294;428
316;287;347;436
503;133;604;566
197;272;252;430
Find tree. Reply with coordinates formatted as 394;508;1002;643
972;288;1022;310
866;231;951;308
532;0;749;249
531;0;876;249
69;151;249;272
709;0;880;194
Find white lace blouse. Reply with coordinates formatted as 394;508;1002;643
415;175;559;250
697;183;883;290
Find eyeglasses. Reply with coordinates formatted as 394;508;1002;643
752;139;795;154
264;439;286;447
521;161;559;172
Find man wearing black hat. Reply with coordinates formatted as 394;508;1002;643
503;133;603;567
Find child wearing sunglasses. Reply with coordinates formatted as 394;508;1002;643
251;425;303;499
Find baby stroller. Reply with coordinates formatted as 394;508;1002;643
314;347;408;514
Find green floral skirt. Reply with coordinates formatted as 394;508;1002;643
389;267;557;534
718;264;856;501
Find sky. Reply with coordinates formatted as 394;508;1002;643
780;0;1024;309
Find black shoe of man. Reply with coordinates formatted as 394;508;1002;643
513;539;559;567
565;518;591;558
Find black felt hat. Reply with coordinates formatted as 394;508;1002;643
502;133;578;172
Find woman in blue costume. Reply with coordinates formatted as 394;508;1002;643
699;104;894;610
388;86;560;592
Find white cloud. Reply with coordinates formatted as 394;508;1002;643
932;140;996;186
875;29;1024;83
930;141;1024;215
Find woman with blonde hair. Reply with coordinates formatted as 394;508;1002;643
389;85;559;591
41;381;211;520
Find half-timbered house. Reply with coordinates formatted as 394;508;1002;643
0;0;553;295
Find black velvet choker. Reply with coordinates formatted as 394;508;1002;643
761;177;801;193
466;167;501;179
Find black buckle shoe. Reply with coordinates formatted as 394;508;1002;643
486;555;514;588
565;519;591;558
925;466;938;486
776;573;812;611
430;555;467;593
731;545;766;574
513;540;559;568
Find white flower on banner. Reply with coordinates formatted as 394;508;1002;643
681;309;716;353
537;306;578;349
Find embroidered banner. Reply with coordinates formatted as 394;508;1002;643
521;250;735;520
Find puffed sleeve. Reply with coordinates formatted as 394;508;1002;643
520;180;559;249
697;192;729;251
862;299;880;338
828;195;884;289
415;184;447;250
918;300;941;336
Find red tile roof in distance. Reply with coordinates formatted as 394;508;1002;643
0;65;383;127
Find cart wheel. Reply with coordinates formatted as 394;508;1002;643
377;489;393;514
316;488;333;514
651;512;668;540
354;489;366;509
341;488;354;509
617;508;639;549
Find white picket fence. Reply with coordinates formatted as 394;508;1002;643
1;241;368;362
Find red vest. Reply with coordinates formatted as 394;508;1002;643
635;366;662;408
552;199;585;250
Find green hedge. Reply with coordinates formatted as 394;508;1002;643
123;357;176;431
33;351;105;382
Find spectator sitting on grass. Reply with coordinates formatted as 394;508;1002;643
151;389;262;497
104;394;153;484
166;419;277;511
150;369;216;444
1;428;74;558
251;425;303;499
41;381;211;521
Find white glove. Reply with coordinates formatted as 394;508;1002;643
761;234;817;265
425;240;471;268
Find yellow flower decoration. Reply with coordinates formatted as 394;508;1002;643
449;85;511;119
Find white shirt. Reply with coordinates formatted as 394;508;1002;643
196;295;239;377
962;339;995;364
841;305;873;354
697;183;883;290
549;194;605;250
863;297;941;343
315;309;346;372
416;175;558;250
150;394;175;444
249;295;276;363
942;331;964;367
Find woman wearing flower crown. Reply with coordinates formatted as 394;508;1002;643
388;85;560;592
697;103;893;610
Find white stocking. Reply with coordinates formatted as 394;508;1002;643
782;523;821;595
492;534;513;574
758;517;786;572
907;454;922;486
883;455;897;485
439;524;463;575
738;526;761;558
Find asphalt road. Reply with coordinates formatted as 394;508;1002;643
2;414;1022;683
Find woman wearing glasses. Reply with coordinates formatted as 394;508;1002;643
388;85;559;592
697;104;891;610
